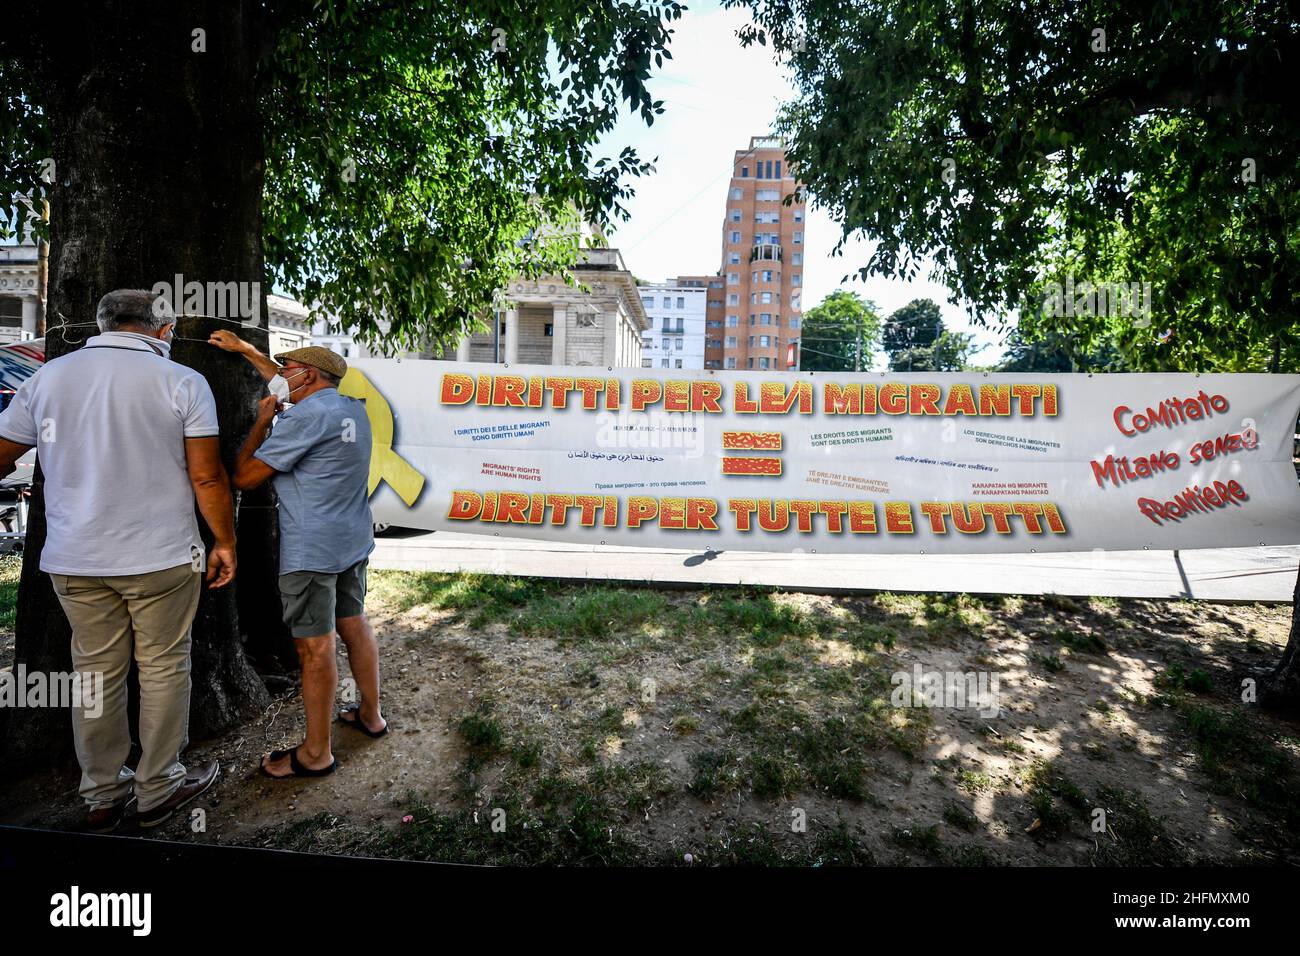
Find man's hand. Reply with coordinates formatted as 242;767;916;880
210;330;281;383
257;394;283;423
207;542;237;588
208;329;252;354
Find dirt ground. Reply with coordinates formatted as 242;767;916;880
2;563;1299;866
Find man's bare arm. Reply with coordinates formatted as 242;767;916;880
208;329;280;382
184;436;237;588
0;437;32;481
232;395;281;491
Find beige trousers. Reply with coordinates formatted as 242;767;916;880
50;562;201;812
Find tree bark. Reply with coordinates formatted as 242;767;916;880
1261;568;1300;713
0;1;283;767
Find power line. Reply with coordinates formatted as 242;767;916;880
621;142;767;254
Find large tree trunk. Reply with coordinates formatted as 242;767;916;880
0;1;285;767
1261;569;1300;713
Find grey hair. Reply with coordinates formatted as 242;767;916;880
95;289;174;332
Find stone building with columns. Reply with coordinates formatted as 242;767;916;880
311;245;650;368
0;240;42;343
451;247;647;367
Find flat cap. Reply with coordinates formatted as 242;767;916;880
274;346;348;380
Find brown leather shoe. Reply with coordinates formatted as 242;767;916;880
86;800;131;833
137;760;220;829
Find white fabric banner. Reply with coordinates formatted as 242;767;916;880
340;361;1300;554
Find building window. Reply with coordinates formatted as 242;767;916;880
792;274;801;285
775;161;782;179
661;358;670;367
726;336;737;347
729;253;740;264
789;317;800;329
641;358;652;368
761;313;772;325
726;357;737;369
730;230;741;243
727;273;738;285
793;210;803;222
792;253;803;265
544;323;553;336
675;338;683;350
760;335;770;347
726;315;738;327
0;298;23;328
748;335;754;347
760;292;773;304
727;293;739;305
730;187;742;199
760;357;770;369
793;231;803;244
747;357;754;369
730;209;741;222
741;166;749;177
641;295;653;307
676;297;685;309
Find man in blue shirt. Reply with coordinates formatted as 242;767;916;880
224;342;386;778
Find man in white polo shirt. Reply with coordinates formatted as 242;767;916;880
0;289;235;832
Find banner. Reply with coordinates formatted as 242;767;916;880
342;361;1300;554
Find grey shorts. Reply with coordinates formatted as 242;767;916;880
278;559;368;639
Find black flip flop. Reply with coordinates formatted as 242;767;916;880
259;746;336;778
337;705;388;738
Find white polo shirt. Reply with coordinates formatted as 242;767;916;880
0;331;220;576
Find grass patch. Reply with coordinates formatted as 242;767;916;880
1155;661;1214;694
687;748;743;800
688;589;815;647
456;705;504;770
1178;702;1300;845
1024;759;1089;835
1091;785;1187;865
515;586;668;645
368;570;556;625
0;554;20;633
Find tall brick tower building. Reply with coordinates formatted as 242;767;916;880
702;136;807;371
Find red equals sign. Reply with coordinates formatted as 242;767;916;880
722;431;783;476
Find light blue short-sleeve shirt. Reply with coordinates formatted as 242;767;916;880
255;388;374;574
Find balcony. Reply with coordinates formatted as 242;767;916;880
750;244;783;263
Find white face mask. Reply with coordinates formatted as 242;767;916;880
268;374;291;404
269;367;311;404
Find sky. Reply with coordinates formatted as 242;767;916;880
596;1;1009;368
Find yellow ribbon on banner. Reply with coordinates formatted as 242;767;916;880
339;367;426;506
